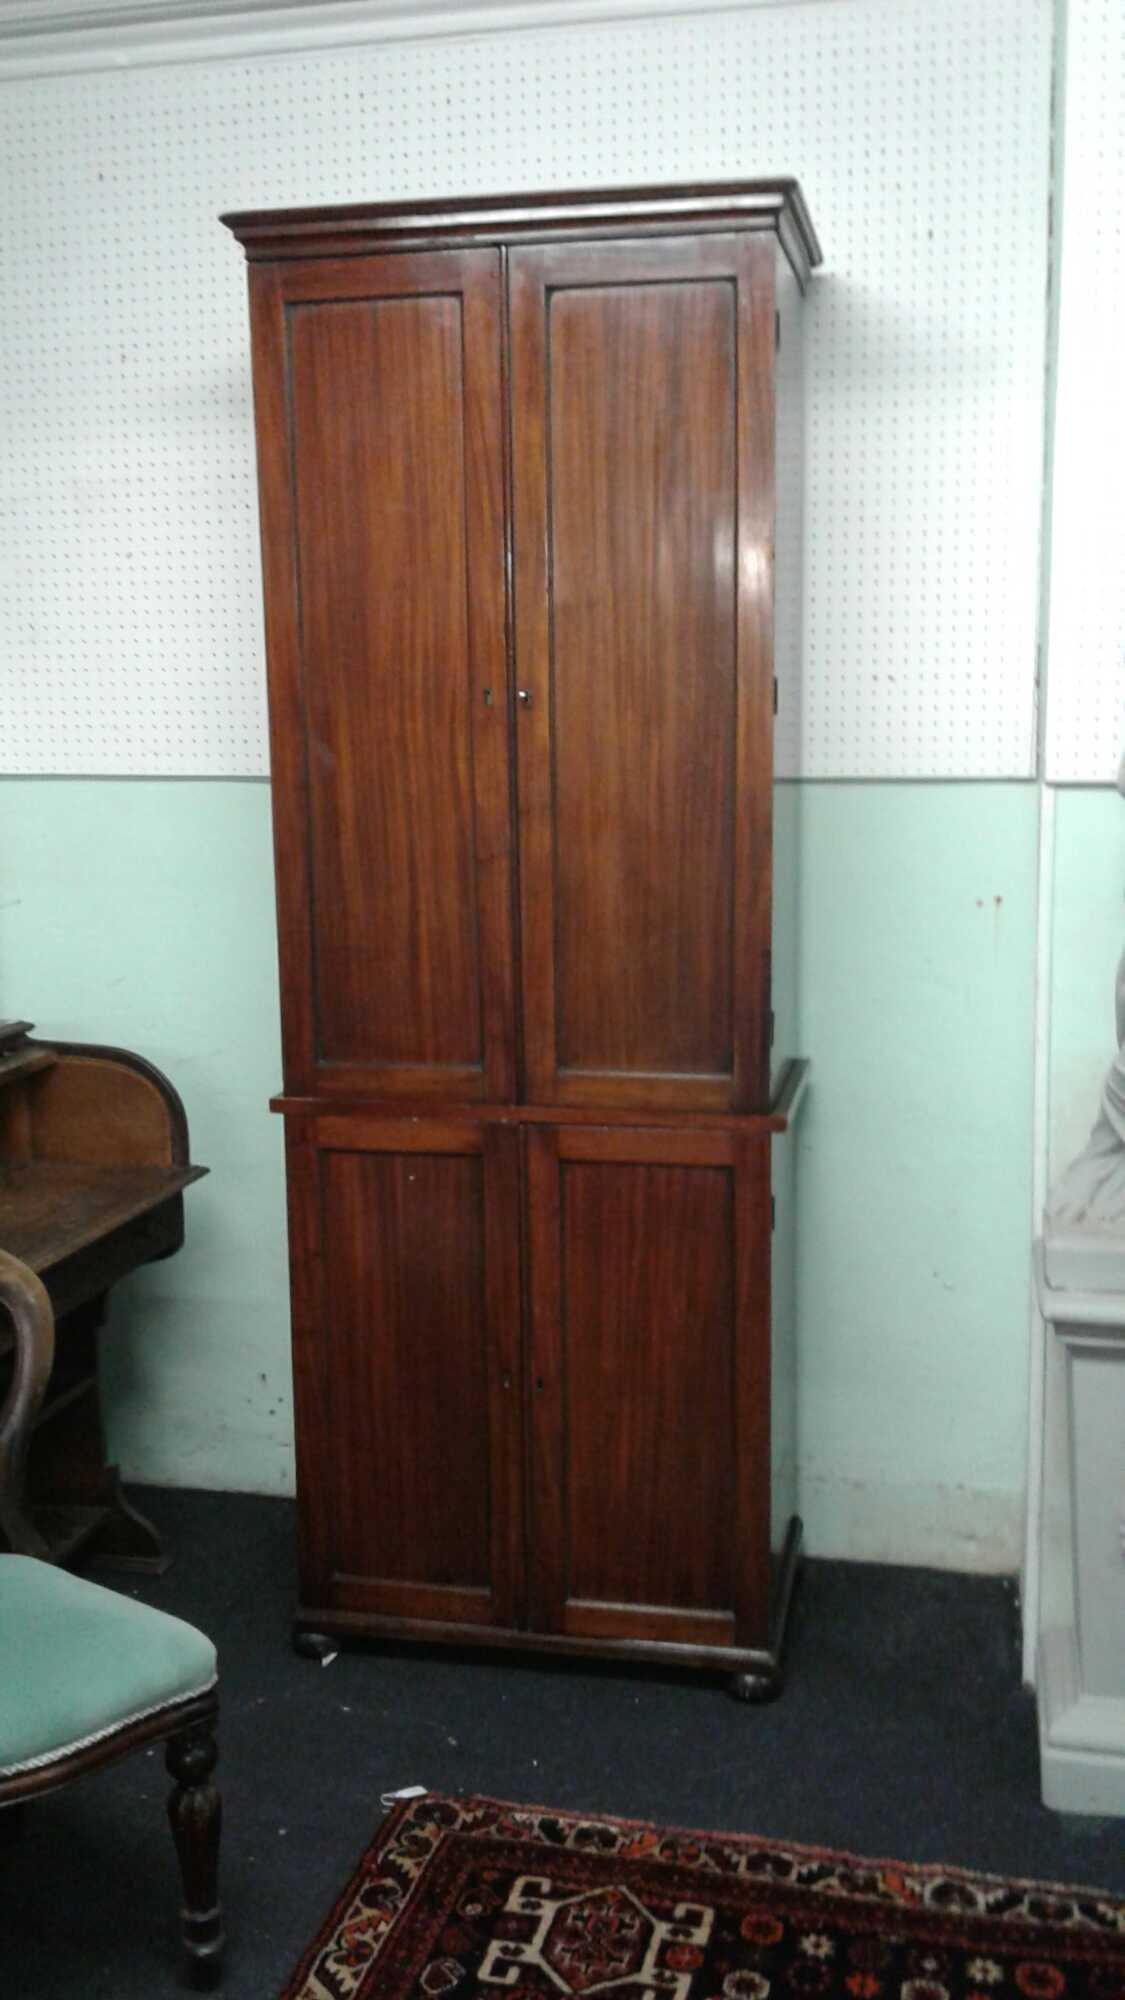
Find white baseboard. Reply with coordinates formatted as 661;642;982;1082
1038;1626;1125;1816
799;1475;1023;1576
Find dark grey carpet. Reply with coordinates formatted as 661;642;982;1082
3;1488;1122;1999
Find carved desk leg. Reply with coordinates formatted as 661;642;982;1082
166;1720;224;1989
30;1296;169;1573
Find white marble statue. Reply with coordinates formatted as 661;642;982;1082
1046;751;1125;1232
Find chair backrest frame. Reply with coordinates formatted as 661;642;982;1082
0;1248;56;1559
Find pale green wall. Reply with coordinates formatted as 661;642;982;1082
796;783;1039;1568
0;775;1048;1570
0;779;291;1493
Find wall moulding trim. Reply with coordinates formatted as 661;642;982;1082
0;0;843;81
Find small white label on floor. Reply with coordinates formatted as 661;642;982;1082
380;1785;429;1806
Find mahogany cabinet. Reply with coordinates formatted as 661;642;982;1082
223;181;820;1696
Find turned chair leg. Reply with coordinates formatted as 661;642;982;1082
166;1720;224;1988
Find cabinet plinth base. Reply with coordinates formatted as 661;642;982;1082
292;1518;803;1694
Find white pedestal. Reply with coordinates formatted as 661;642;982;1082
1035;1242;1125;1816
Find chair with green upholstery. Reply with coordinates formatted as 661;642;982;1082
0;1248;223;1987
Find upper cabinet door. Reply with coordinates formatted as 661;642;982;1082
510;235;777;1113
249;249;516;1101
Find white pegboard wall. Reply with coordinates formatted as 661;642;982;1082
1044;0;1125;784
0;0;1051;777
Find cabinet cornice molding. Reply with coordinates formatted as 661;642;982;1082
0;0;834;84
222;180;822;289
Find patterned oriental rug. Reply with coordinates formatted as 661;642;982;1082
278;1793;1125;2000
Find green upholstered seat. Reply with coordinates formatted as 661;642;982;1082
0;1554;217;1778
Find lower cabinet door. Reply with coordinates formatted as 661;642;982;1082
524;1124;773;1656
286;1116;525;1631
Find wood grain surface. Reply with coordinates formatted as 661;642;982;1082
510;235;776;1112
303;1123;524;1627
524;1124;770;1647
249;249;514;1100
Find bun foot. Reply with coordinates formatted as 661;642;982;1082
293;1629;336;1661
728;1668;781;1704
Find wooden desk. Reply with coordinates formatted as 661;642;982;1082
0;1022;207;1570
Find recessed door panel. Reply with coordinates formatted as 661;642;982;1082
549;282;736;1080
525;1123;773;1651
288;1119;524;1628
292;295;479;1071
561;1158;736;1609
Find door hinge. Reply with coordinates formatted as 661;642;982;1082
774;309;780;351
771;1194;776;1231
773;677;779;715
769;1010;775;1048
